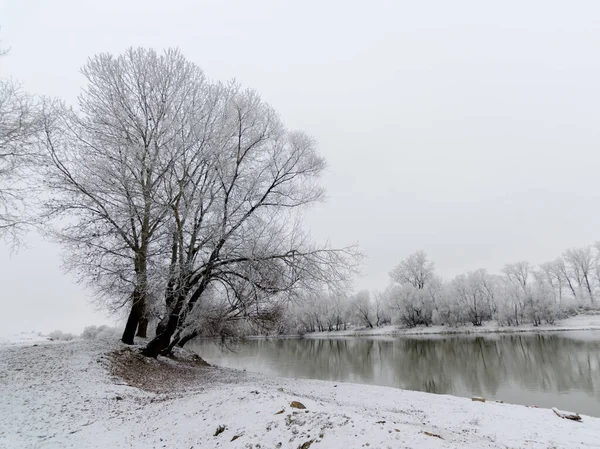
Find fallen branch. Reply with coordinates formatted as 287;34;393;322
552;407;582;422
423;431;444;439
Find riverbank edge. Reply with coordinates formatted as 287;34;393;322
299;314;600;339
2;338;600;449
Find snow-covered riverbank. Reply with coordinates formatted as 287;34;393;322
1;338;599;448
303;314;600;338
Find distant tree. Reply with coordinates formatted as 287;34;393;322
373;291;390;326
499;262;531;325
498;261;560;326
433;284;463;326
388;284;436;327
352;290;374;328
389;250;434;289
556;257;579;301
388;251;437;327
594;242;600;302
540;259;568;307
450;269;495;326
330;293;350;330
563;247;596;306
530;269;558;324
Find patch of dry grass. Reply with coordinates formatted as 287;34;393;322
107;345;240;394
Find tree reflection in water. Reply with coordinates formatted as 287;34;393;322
189;331;600;416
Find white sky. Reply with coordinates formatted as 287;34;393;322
1;0;600;334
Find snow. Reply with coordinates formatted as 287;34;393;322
304;314;600;338
0;331;50;346
1;338;600;448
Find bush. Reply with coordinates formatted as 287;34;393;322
81;325;120;340
48;330;77;341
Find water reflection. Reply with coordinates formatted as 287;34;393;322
189;332;600;416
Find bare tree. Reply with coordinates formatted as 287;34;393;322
389;250;434;289
500;261;532;325
40;48;211;343
373;291;390;326
556;257;578;301
530;268;558;324
563;247;596;306
142;87;359;357
450;269;494;326
0;50;40;245
352;290;374;328
38;47;358;352
540;259;572;307
387;251;437;327
330;293;350;330
503;261;530;293
594;242;600;299
387;284;434;327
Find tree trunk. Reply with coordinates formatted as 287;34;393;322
143;325;172;358
136;318;149;338
178;330;199;348
143;297;184;358
122;297;142;345
123;251;148;344
144;266;213;358
583;274;595;305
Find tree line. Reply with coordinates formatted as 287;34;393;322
0;46;359;356
277;245;600;335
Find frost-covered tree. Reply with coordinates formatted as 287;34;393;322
41;48;359;353
540;259;568;307
389;250;434;289
142;85;359;357
529;269;558;324
497;261;559;326
388;284;436;327
382;244;598;330
0;47;40;245
388;251;437;327
498;262;531;325
563;247;596;306
449;269;495;326
41;48;214;343
352;290;374;328
373;291;391;327
330;293;351;330
593;242;600;302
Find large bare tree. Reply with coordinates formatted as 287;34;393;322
142;87;358;357
41;48;359;352
41;48;213;343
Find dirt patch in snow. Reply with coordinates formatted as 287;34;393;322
107;345;243;394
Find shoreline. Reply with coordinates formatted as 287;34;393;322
300;314;600;339
2;337;600;448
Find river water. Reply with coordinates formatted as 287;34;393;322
189;331;600;417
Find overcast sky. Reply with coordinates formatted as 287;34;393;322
1;0;600;335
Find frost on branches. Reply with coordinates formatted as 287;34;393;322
40;48;360;356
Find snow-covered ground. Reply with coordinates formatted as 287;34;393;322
1;337;599;448
0;331;51;346
304;314;600;338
